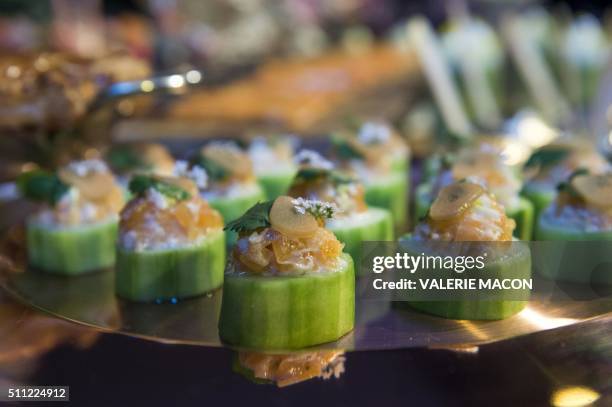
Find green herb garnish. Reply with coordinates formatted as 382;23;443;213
224;200;274;233
331;134;364;160
525;147;569;169
556;168;590;197
293;168;355;186
128;175;191;201
192;155;230;182
17;170;70;205
106;146;149;172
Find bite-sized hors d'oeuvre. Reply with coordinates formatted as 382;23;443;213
416;150;534;240
248;136;298;200
219;196;355;349
403;181;531;320
288;149;393;265
561;14;610;108
192;142;265;227
235;351;345;387
115;174;225;302
19;159;124;274
332;121;410;228
535;171;612;284
106;142;175;181
523;140;609;219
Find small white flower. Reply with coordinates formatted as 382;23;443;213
174;160;208;189
294;149;334;170
146;188;168;209
358;122;391;145
66;159;108;177
291;197;339;219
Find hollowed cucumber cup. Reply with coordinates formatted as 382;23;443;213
27;217;118;274
116;230;226;302
415;184;534;240
219;254;355;349
399;237;531;320
256;170;297;200
327;208;393;270
364;172;409;229
207;185;266;244
534;214;612;285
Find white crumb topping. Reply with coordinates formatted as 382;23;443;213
291;197;339;218
357;121;391;144
146;188;168;209
65;159;108;177
294;149;334;170
174;160;208;189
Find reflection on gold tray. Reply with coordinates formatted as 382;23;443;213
1;224;610;351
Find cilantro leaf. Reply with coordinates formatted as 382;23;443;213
17;170;69;205
192;155;230;182
293;167;355;187
128;175;191;201
556;168;590;197
525;148;569;169
106;146;149;172
224;200;274;233
331;134;364;160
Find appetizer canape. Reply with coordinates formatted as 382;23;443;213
219;196;355;349
19;159;124;274
523;140;609;220
115;174;225;302
403;181;531;320
561;15;609;108
193;142;265;230
288;150;393;265
106;142;175;181
235;351;345;387
332;121;410;228
248;136;297;200
442;17;505;124
415;150;534;240
535;171;612;284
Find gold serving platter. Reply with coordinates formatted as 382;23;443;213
1;221;610;351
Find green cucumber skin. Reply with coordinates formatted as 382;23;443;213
208;186;266;245
400;237;531;320
257;171;297;200
415;185;534;240
522;185;555;224
116;230;226;302
507;197;534;241
364;171;409;229
27;219;118;274
219;254;355;350
328;208;393;272
535;214;612;284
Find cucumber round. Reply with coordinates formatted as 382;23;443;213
522;183;556;222
27;217;118;274
364;171;409;229
507;197;534;241
219;254;355;349
400;237;531;320
534;211;612;285
327;208;393;271
207;185;266;245
116;229;226;302
415;184;534;240
256;170;297;200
